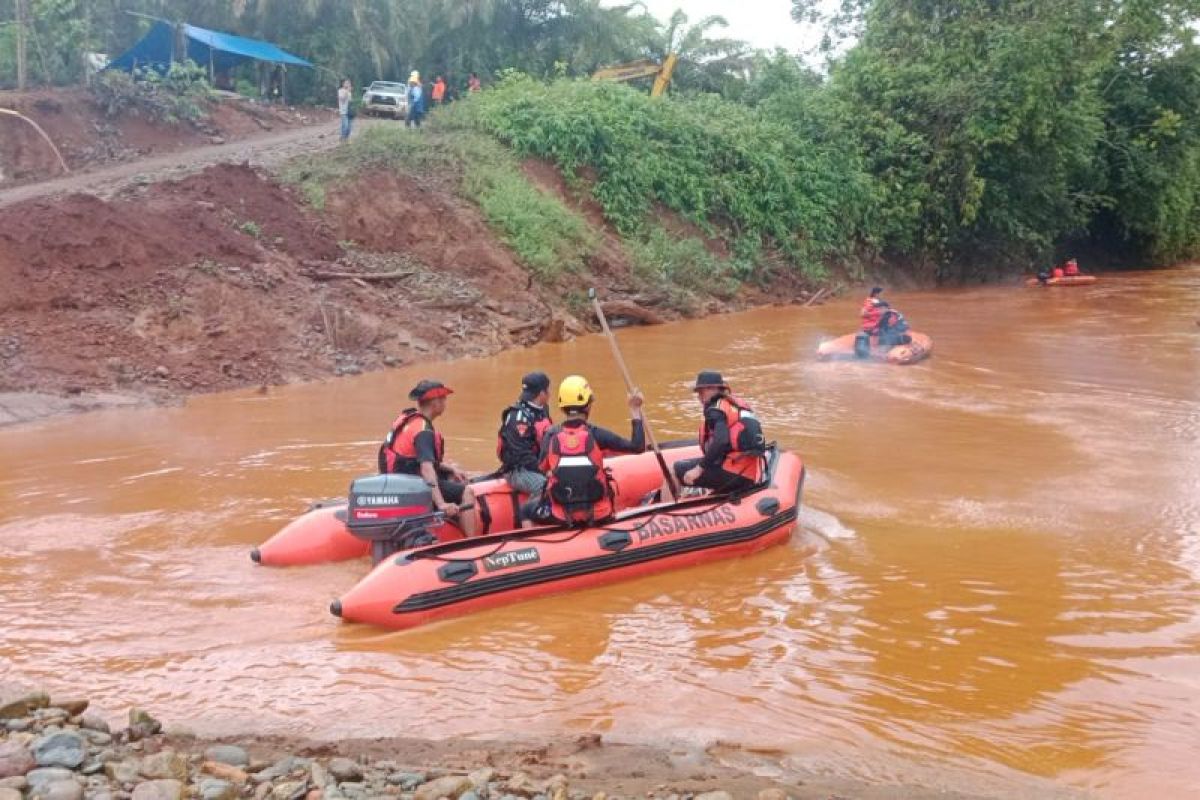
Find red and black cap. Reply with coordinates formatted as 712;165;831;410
408;380;454;402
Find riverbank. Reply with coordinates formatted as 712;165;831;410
0;683;1013;800
0;125;823;430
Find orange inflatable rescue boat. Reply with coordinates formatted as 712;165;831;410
817;331;933;365
330;446;804;631
252;445;707;567
1025;275;1097;287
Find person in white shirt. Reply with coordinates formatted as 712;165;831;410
337;79;352;141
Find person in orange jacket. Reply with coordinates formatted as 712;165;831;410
861;286;888;333
855;286;889;357
675;371;766;494
431;75;446;106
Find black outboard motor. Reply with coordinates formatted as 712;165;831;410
347;474;442;564
854;332;871;358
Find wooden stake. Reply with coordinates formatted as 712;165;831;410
15;0;27;91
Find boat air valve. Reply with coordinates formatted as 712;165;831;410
755;497;780;517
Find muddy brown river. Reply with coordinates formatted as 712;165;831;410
2;268;1198;798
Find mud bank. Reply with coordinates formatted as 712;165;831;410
0;159;812;428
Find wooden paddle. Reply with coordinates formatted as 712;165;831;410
589;288;680;501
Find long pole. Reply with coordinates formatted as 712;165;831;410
0;108;70;173
589;288;679;501
15;0;27;90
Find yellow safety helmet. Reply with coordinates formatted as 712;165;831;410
557;375;594;410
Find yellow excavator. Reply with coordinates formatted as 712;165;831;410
591;53;678;97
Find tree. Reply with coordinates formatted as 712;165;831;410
653;8;751;94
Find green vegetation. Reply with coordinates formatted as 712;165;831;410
791;0;1200;275
442;76;867;280
0;1;747;106
4;0;1200;279
237;220;262;238
281;126;595;280
628;227;740;312
90;61;212;124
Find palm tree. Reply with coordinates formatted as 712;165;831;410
656;8;751;94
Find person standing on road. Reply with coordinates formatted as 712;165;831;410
406;71;424;129
337;78;352;141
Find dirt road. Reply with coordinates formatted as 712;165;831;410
0;119;380;208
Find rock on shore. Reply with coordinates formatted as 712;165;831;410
0;685;808;800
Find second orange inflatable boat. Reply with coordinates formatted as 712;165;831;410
1025;275;1097;287
252;445;705;566
817;331;933;365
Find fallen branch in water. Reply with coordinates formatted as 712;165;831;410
601;300;665;326
308;269;416;281
803;288;829;308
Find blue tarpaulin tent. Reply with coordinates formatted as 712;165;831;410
108;21;312;73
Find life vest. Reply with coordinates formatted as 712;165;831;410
1052;267;1065;278
378;409;443;474
496;402;553;469
879;309;909;334
699;396;766;481
541;422;613;524
1064;260;1080;276
432;81;446;101
861;297;886;332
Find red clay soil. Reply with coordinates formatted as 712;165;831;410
0;150;821;422
0;87;327;187
0;164;560;403
326;172;550;300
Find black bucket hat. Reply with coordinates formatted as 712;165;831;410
691;370;728;391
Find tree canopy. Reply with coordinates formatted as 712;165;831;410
3;0;1200;276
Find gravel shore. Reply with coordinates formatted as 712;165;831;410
0;683;1040;800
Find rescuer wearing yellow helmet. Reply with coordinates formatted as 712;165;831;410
522;375;645;526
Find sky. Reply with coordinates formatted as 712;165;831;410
624;0;825;54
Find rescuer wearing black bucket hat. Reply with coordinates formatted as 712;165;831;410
378;379;477;536
497;371;555;525
673;370;766;494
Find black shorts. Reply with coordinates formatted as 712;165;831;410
437;478;467;505
673;457;757;494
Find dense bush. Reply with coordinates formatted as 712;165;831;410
442;76;873;280
90;61;212;124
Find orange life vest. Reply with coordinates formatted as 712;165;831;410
699;396;765;481
1064;260;1080;276
540;422;613;524
378;409;443;474
861;297;886;332
1053;267;1065;278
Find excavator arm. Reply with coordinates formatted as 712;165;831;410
591;54;677;97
